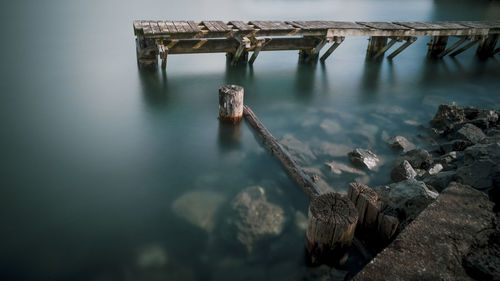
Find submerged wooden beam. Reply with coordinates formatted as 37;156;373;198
243;105;320;197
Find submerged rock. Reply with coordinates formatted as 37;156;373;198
171;191;225;232
320;119;342;134
230;186;285;252
375;179;438;220
348;149;381;171
325;160;366;176
136;245;169;269
314;141;352;158
390;160;417;183
387;136;415;152
294;211;307;231
280;134;316;165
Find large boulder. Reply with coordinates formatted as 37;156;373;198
230;186;285;252
430;104;466;132
394;149;433;170
390;160;417;183
375;179;438;220
387;136;415;152
348;148;381;170
455;142;500;191
451;123;486;144
171;191;226;232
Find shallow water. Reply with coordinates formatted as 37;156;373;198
1;0;500;280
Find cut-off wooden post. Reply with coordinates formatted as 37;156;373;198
219;85;244;123
306;193;358;266
348;183;378;230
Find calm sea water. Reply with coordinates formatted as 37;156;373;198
1;0;499;280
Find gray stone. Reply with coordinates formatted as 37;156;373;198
171;191;226;232
230;186;285;252
427;163;443;175
394;149;433;170
456;159;499;191
354;182;495;281
375;179;438;220
390;160;417;183
440;139;473;153
387;136;415;152
348;148;381;171
430;103;466;131
451;123;487;144
324;160;366;176
463;246;500;281
423;171;456;192
314;141;352;158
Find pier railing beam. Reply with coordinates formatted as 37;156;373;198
387;37;416;60
427;36;449;59
450;37;482;57
437;36;468;58
366;36;388;59
320;36;344;62
476;34;499;59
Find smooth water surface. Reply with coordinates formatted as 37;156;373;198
1;0;499;280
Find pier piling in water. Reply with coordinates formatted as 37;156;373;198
476;34;499;59
219;85;244;123
306;193;358;266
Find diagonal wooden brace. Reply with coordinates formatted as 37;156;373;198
320;36;344;62
437;36;468;58
450;36;483;57
373;38;398;59
387;37;417;60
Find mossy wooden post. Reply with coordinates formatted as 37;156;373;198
427;36;449;58
366;36;388;59
219;85;244;123
136;36;158;69
348;183;378;230
306;193;358;266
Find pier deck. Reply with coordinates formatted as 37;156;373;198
133;20;500;69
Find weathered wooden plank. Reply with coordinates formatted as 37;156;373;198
187;21;202;32
358;21;409;30
229;21;253;31
141;21;152;35
165;21;177;33
395;21;469;30
250;21;294;31
202;21;220;32
173;21;186;33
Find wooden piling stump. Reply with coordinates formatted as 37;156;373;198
348;183;378;229
136;37;158;69
306;193;358;266
219;85;244;123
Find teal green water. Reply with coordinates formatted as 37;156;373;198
1;0;499;280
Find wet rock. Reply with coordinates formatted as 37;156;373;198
451;123;486;144
280;134;316;164
427;163;443;175
440;139;473;153
463;246;500;281
375;179;438;220
320;119;342;134
325;160;366;176
394;149;433;170
456;159;499;191
390;160;417;183
230;186;285;252
387;136;415;152
348;149;381;171
423;171;456;192
171;191;225;232
430;103;466;132
414;168;427;179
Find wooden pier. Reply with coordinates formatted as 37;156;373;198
133;20;500;69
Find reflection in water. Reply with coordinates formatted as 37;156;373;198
360;60;383;96
137;69;169;108
217;121;243;151
294;63;317;101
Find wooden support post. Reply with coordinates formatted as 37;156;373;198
218;85;244;123
476;34;499;59
320;36;344;62
348;183;378;229
387;37;417;60
243;105;320;197
437;36;468;58
231;44;247;66
248;39;264;65
158;44;168;70
136;36;158;69
299;37;327;63
450;37;482;57
427;36;449;58
366;36;388;59
373;38;397;59
306;193;358;266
